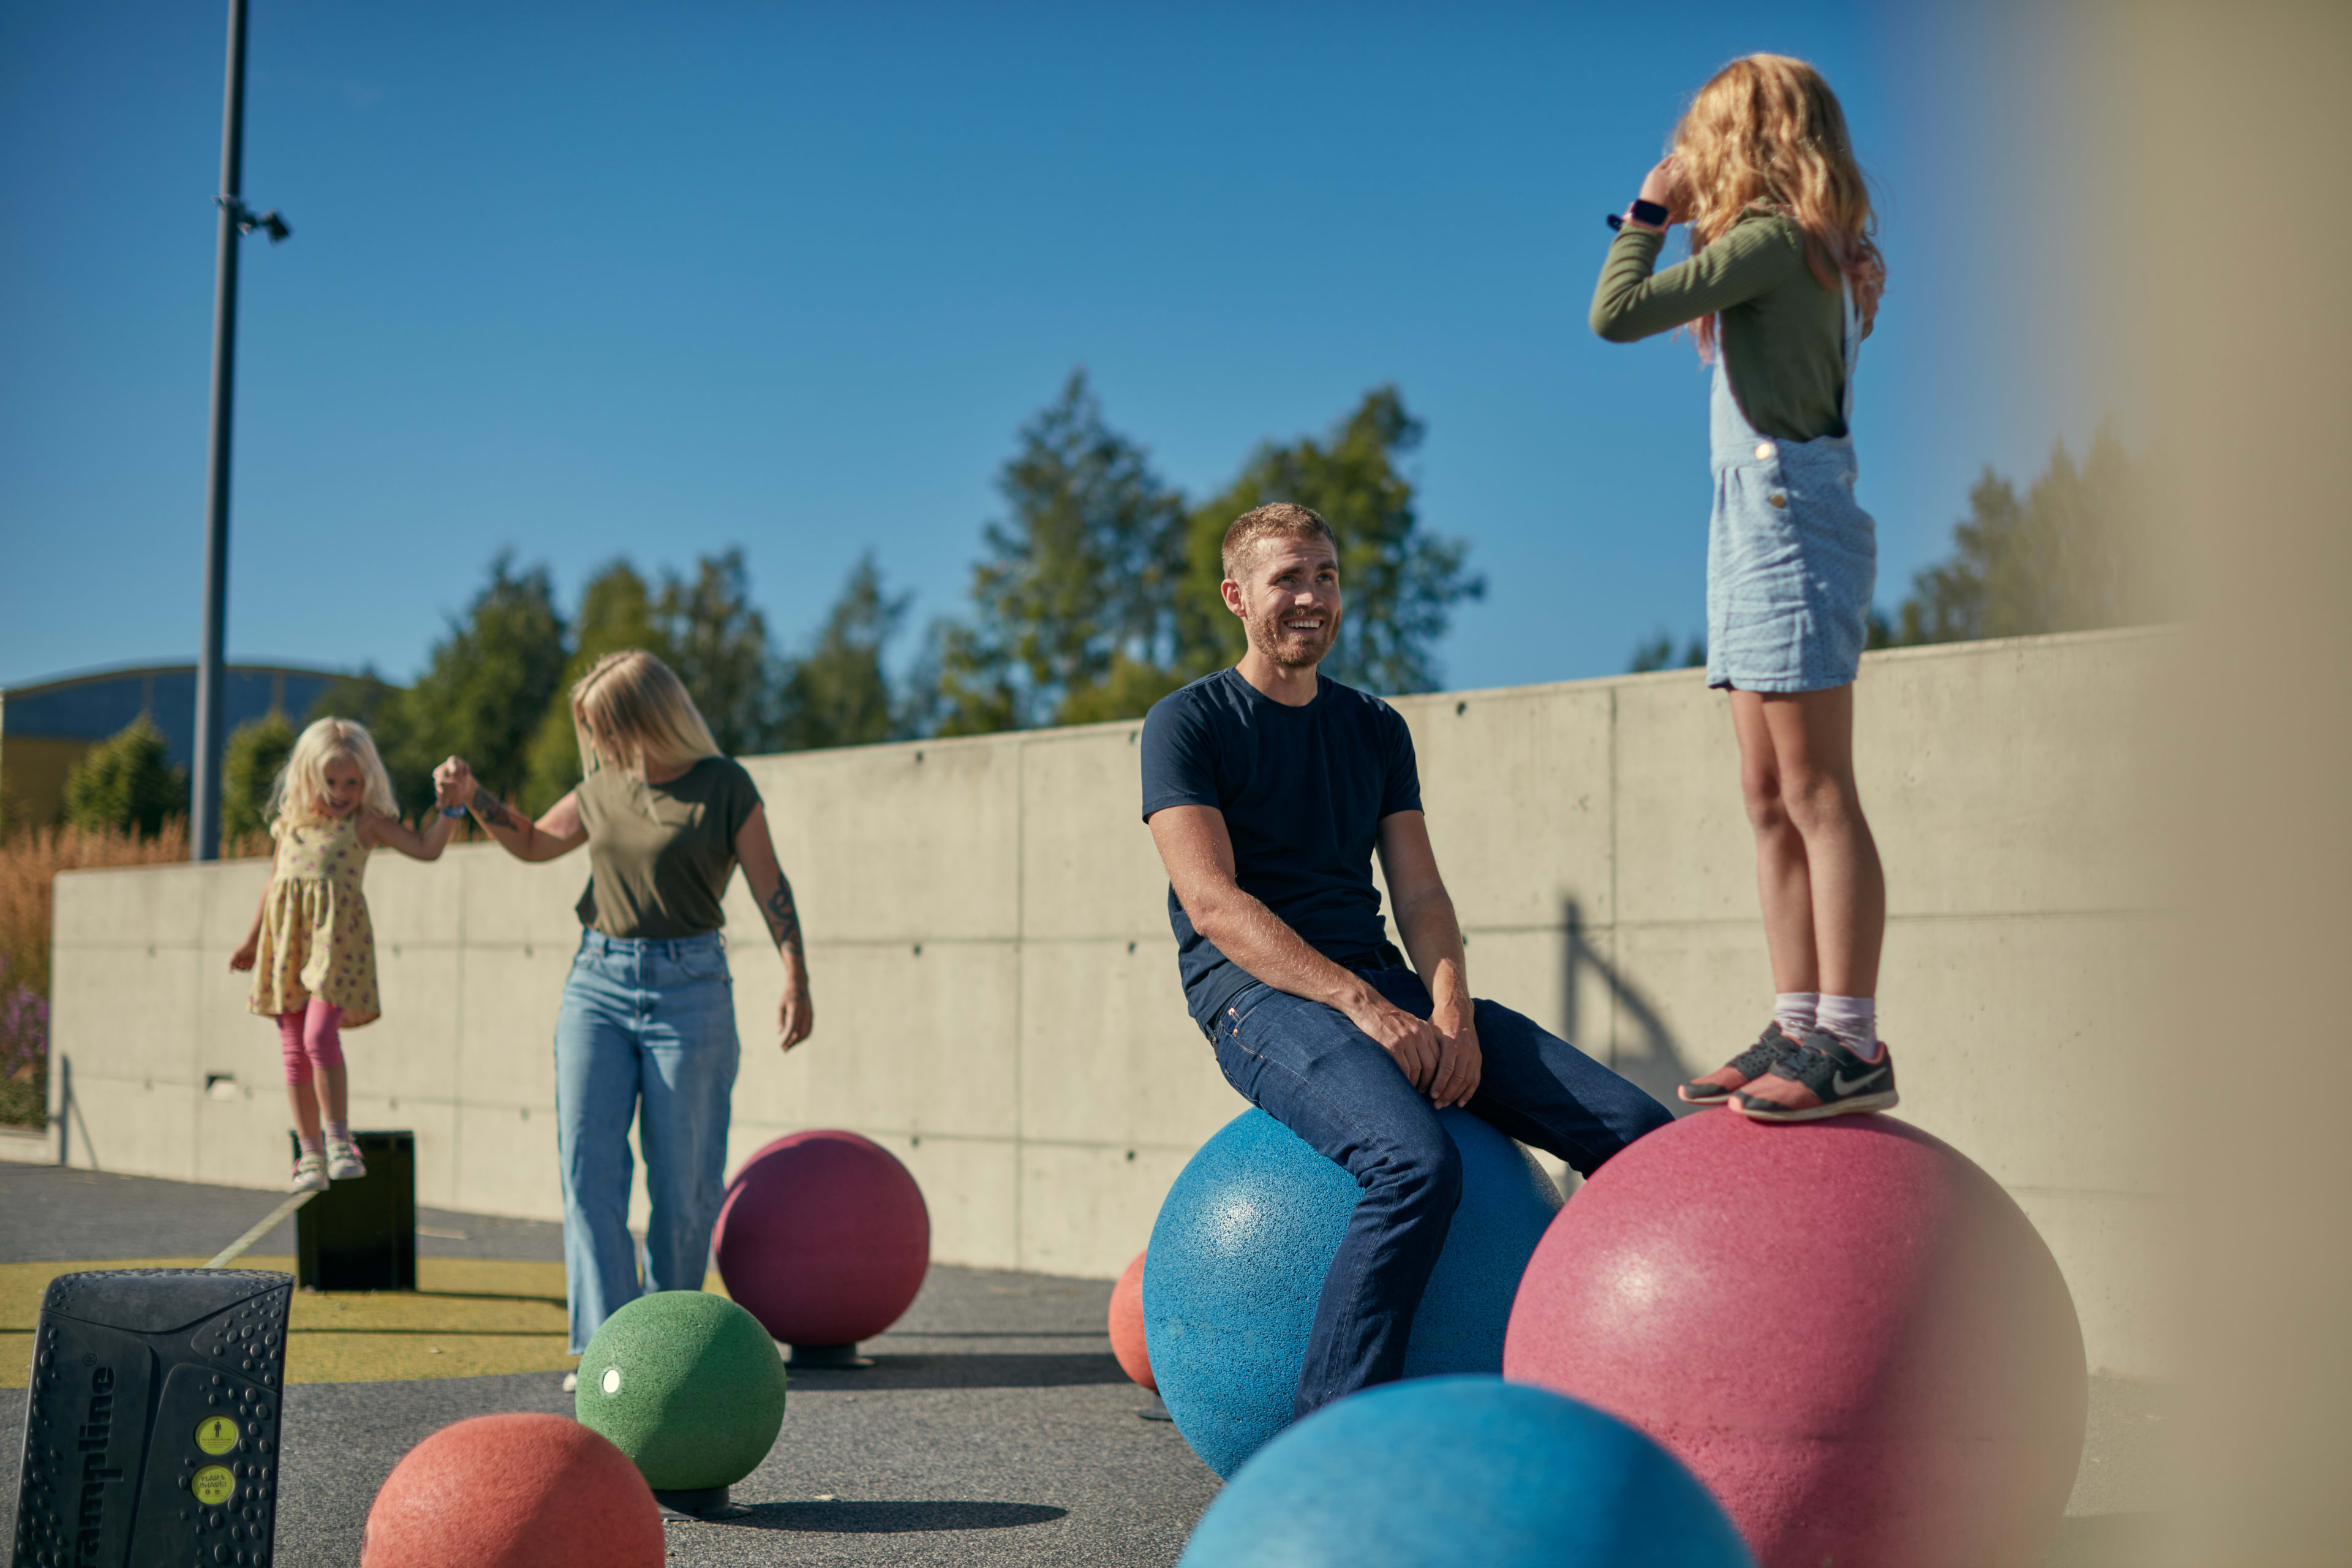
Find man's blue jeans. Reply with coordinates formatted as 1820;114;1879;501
1208;968;1672;1419
554;929;741;1353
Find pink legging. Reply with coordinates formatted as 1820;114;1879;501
277;1000;345;1084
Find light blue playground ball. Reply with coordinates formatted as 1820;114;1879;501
1144;1106;1562;1479
1177;1376;1754;1568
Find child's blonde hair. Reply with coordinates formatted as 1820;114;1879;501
1672;53;1885;357
570;650;722;781
268;717;399;831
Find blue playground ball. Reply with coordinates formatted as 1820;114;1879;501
1177;1376;1753;1568
1144;1107;1562;1478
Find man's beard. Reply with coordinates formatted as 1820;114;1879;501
1248;600;1340;668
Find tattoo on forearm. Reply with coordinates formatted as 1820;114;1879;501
469;784;514;830
762;877;805;963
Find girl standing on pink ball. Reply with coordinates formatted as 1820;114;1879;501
230;717;464;1189
1591;55;1894;1121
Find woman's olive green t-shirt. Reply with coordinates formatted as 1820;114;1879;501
574;756;763;939
1589;209;1858;442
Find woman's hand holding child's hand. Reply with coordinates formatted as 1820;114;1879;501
432;758;472;809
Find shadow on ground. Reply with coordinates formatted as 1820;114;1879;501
790;1353;1127;1391
724;1501;1069;1534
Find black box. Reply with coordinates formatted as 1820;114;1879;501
290;1130;415;1292
10;1267;291;1567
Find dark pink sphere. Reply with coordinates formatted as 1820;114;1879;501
713;1129;930;1346
1502;1111;2086;1568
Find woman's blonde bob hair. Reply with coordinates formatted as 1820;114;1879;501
268;717;399;831
1672;53;1885;357
570;650;723;780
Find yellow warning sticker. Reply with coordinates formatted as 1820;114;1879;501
195;1415;239;1455
192;1466;236;1507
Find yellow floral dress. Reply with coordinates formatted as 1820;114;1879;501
246;811;380;1027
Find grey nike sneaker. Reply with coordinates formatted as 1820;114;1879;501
1733;1030;1898;1122
1678;1021;1803;1106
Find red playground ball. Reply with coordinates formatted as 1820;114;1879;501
361;1412;661;1568
1109;1251;1154;1390
714;1128;930;1348
1503;1111;2086;1568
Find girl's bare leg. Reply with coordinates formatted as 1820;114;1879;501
285;1081;323;1142
317;1062;350;1127
1756;684;1884;999
1730;690;1821;993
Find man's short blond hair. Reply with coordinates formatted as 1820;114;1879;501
1221;502;1340;582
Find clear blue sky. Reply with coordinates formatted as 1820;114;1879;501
0;1;2090;697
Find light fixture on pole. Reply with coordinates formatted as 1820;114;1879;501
190;0;292;862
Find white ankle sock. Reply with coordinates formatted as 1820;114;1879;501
1819;995;1880;1060
1774;992;1820;1039
297;1134;324;1156
323;1120;350;1143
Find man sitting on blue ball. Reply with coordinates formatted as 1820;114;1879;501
1142;502;1674;1422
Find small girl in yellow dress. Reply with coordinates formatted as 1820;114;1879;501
230;718;462;1191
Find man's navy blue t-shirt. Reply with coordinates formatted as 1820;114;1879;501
1139;668;1422;1032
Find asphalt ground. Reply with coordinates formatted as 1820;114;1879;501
1;1165;2166;1567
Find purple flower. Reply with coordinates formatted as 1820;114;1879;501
0;956;48;1087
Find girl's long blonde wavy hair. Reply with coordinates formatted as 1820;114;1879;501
1672;53;1885;358
268;718;399;831
570;650;722;782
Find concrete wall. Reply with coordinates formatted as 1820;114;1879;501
47;627;2177;1376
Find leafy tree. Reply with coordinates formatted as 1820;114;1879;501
655;549;781;756
924;620;1022;738
936;372;1189;733
1888;424;2152;646
1627;633;1705;673
62;717;186;838
926;376;1483;732
1180;386;1482;697
777;554;911;752
221;710;296;841
388;555;569;815
522;560;671;812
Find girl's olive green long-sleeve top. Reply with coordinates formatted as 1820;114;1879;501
1591;210;1858;442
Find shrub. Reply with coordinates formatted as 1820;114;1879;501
223;710;298;841
62;717;187;838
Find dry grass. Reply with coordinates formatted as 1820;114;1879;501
0;821;268;1127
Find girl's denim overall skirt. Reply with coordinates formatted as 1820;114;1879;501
1704;283;1877;692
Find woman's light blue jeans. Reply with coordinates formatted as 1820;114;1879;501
555;928;741;1353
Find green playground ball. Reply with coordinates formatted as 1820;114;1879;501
574;1291;788;1492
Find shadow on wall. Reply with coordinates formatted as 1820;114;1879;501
1559;899;1692;1117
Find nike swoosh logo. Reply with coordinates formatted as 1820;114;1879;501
1833;1065;1889;1095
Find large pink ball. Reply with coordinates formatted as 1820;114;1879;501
713;1129;930;1346
362;1413;661;1567
1502;1112;2085;1568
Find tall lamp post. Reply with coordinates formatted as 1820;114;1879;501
190;0;290;861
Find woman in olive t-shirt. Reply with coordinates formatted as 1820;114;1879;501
435;651;813;1359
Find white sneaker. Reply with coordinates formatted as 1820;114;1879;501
325;1137;367;1180
561;1371;578;1393
290;1151;329;1193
